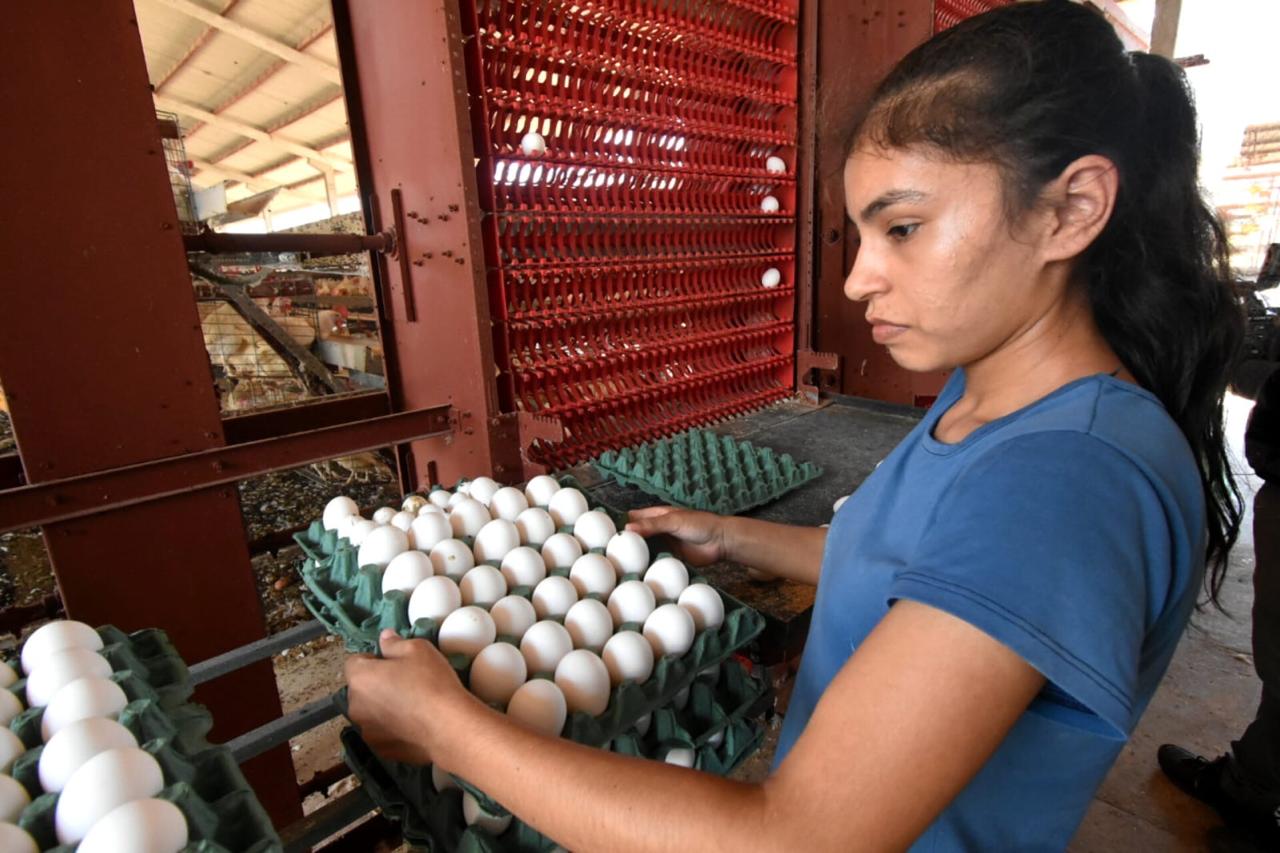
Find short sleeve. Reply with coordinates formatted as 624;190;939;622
890;432;1171;737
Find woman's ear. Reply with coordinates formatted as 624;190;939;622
1039;154;1119;262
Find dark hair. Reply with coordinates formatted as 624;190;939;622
853;0;1244;605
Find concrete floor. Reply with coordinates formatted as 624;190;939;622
1071;392;1267;852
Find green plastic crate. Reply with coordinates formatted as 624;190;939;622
593;429;822;515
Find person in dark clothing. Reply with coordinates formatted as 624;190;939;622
1161;364;1280;845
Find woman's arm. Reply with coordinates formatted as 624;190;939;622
346;600;1045;852
626;507;827;586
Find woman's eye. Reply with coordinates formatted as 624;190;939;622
888;222;920;240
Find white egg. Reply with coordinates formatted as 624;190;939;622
41;676;129;741
554;650;611;716
463;791;512;836
677;583;726;633
644;556;690;602
605;532;649;576
371;507;397;525
766;155;787;174
460;566;508;608
21;620;103;675
431;764;457;793
0;689;22;726
833;494;849;513
429;539;476;581
490;595;538;641
523;475;561;507
520;621;574;674
449;498;492;538
506;679;566;736
456;480;473;495
347;518;379;546
0;776;29;823
520;131;547;156
56;747;164;844
408;576;462;623
563;599;613;653
547;488;589;528
447;490;471;508
568;554;617;599
499;547;547;589
607;580;657;629
357;524;409;569
39;716;138;793
540;533;584;571
0;662;15;689
514;508;556;547
0;824;36;853
468;476;502;507
469;642;528;706
428;489;453;509
489;487;529;522
77;797;188;853
381;551;434;596
473;519;521;564
602;631;654;686
389;511;416;533
634;713;651;737
663;747;695;768
336;514;363;541
0;728;24;774
572;511;617;551
401;495;429;514
437;607;496;659
26;647;112;708
531;576;578;620
760;195;780;213
761;267;782;288
643;604;696;658
418;504;446;517
322;495;359;531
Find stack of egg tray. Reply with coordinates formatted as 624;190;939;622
5;627;280;852
593;428;822;516
340;657;768;851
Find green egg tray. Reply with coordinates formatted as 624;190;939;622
339;659;769;852
6;627;281;853
593;428;822;516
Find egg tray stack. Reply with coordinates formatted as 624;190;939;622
593;429;822;516
293;479;628;655
5;627;280;853
339;657;769;852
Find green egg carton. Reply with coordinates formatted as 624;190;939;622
6;626;281;853
593;429;822;516
339;659;768;852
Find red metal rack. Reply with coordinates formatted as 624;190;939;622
463;0;801;467
934;0;1016;32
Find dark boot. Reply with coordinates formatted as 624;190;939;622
1159;744;1280;846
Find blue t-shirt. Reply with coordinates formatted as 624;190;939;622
774;370;1206;850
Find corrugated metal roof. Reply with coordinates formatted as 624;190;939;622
135;0;352;222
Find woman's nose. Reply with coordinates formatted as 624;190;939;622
843;247;888;303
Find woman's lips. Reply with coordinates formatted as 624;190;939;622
870;323;909;344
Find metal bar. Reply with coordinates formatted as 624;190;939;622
184;231;393;255
189;620;326;686
0;405;452;533
280;786;378;853
210;282;341;393
794;0;819;361
389;188;417;322
222;393;390;445
228;694;341;763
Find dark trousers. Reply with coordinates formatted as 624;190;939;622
1227;482;1280;803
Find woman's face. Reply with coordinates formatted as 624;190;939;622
842;145;1050;373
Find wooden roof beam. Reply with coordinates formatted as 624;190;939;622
150;0;341;84
154;94;351;173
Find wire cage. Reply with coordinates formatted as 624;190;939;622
158;110;199;234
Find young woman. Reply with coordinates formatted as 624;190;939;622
345;1;1244;848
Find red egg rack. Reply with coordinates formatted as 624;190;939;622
461;0;801;468
934;0;1016;32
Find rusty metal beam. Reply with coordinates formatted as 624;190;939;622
0;406;452;534
184;229;390;254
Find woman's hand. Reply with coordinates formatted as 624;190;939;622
625;506;728;567
343;629;479;765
